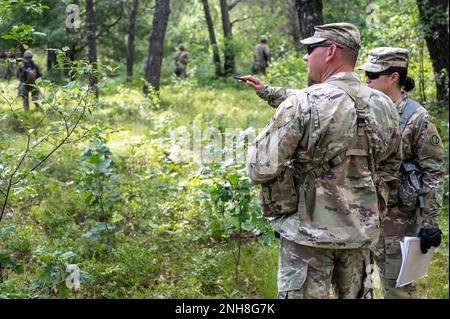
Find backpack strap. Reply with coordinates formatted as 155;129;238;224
306;81;372;179
400;99;422;132
309;153;348;178
398;99;425;210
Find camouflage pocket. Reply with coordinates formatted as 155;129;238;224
387;187;400;207
384;236;402;280
398;181;419;208
259;167;298;217
277;237;308;298
398;163;423;209
277;264;307;299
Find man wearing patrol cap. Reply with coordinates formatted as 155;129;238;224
299;22;361;50
251;35;271;74
244;23;402;299
359;47;444;299
240;23;361;107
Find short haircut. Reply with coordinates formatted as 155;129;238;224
341;46;358;67
325;41;359;67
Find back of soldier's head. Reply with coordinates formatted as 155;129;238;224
23;50;34;60
178;44;185;51
260;35;268;44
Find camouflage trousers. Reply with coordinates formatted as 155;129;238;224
174;64;187;79
277;237;373;299
371;203;419;299
18;82;40;111
372;235;416;299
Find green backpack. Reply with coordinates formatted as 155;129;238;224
24;67;37;84
258;161;299;218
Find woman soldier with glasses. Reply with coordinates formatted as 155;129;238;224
359;47;444;299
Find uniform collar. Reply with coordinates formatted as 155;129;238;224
324;72;360;84
394;91;408;113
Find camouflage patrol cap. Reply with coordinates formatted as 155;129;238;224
23;50;34;58
300;23;361;51
260;35;268;42
358;47;409;72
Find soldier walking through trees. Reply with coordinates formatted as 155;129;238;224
359;47;444;299
17;50;42;111
244;23;402;299
251;35;271;75
174;44;189;79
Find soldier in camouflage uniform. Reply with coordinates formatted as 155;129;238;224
174;44;189;79
251;35;271;75
358;47;444;299
244;23;402;299
17;50;42;111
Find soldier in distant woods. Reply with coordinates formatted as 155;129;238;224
251;35;271;75
17;50;42;111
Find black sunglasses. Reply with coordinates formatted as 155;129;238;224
307;43;344;55
365;70;395;80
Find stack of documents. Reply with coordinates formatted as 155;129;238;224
396;236;435;288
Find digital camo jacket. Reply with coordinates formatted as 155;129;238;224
247;72;402;249
383;92;444;235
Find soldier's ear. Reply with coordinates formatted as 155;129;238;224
329;45;338;56
324;45;338;63
391;72;400;83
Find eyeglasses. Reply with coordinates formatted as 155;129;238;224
307;43;344;55
365;70;395;80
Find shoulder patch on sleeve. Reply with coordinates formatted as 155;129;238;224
430;134;441;146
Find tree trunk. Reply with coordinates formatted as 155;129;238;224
416;0;449;102
287;0;301;50
47;49;57;72
295;0;323;38
86;0;98;98
295;0;323;86
143;0;170;94
127;0;139;78
219;0;235;75
201;0;223;76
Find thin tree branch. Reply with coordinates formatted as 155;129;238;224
17;94;88;183
0;134;31;221
228;0;242;11
231;14;267;27
0;91;14;111
0;88;89;221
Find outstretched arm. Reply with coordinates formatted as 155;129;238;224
239;75;300;108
